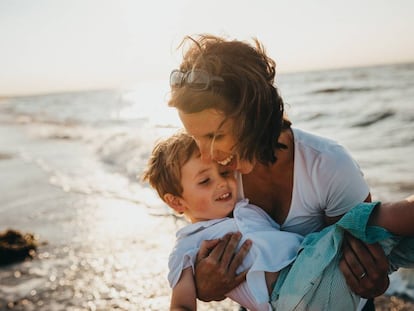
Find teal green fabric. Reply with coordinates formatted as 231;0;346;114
271;202;414;310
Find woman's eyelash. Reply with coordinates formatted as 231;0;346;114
206;133;224;140
214;134;223;139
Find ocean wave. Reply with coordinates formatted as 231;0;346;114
311;86;373;94
95;131;157;181
352;110;395;127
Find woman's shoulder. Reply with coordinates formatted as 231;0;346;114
292;127;352;162
292;127;342;150
291;127;365;191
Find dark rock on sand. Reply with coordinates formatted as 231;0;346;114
0;152;14;160
0;229;37;266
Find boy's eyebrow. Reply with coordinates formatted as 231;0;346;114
193;167;212;179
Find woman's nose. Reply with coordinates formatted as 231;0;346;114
196;141;212;161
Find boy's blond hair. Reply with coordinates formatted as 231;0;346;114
142;130;199;200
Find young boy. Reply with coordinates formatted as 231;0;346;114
142;130;414;311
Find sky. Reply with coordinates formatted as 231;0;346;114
1;0;413;96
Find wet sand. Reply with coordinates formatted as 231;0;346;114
375;296;414;311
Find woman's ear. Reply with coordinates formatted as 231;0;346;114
164;193;185;214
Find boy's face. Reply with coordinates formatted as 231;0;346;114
179;152;238;223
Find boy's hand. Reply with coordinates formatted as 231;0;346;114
340;232;389;298
194;232;252;302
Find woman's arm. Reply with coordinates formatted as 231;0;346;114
194;232;252;302
369;195;414;235
170;267;197;311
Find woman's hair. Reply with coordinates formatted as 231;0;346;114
168;34;291;164
141;130;199;200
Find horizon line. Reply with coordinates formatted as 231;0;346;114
1;60;413;98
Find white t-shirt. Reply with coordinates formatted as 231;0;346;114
239;127;370;309
280;127;370;235
168;199;303;311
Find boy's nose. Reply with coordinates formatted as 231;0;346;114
217;176;228;188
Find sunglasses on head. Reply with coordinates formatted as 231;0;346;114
169;69;224;91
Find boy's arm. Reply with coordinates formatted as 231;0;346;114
170;267;197;311
369;195;414;236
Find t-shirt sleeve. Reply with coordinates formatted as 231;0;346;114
317;145;370;217
167;247;197;288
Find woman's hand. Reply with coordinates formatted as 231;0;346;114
339;232;390;298
194;232;252;302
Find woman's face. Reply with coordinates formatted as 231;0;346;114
178;108;255;174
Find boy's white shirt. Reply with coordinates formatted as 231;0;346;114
168;199;303;311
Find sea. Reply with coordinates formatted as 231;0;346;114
0;62;413;310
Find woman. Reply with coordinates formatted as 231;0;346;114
167;34;389;310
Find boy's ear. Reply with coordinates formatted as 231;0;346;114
164;193;185;213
